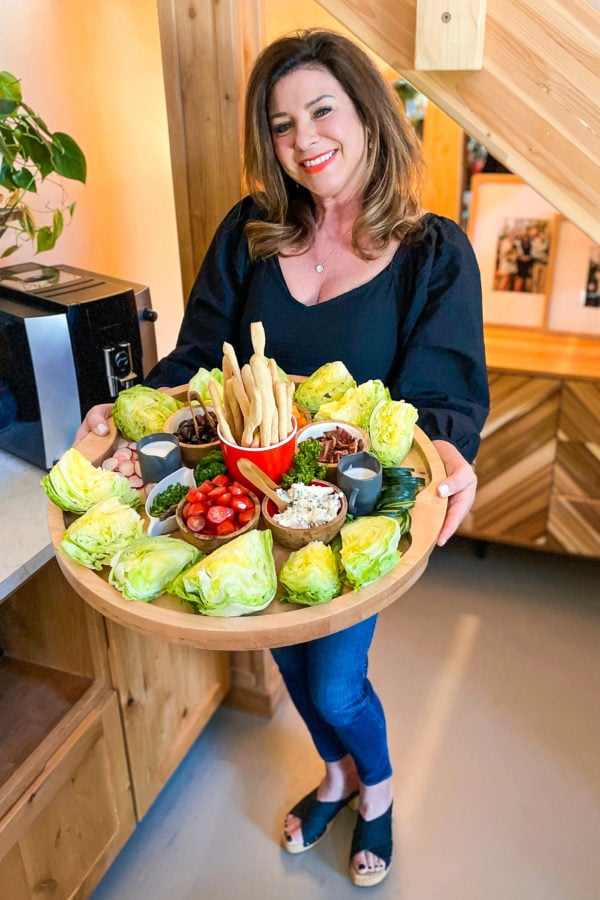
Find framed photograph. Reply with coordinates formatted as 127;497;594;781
468;174;559;328
546;217;600;336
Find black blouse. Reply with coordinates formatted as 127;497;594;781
145;197;489;463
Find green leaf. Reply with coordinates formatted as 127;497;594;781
51;132;87;183
11;168;36;191
0;99;18;116
18;132;53;178
36;225;57;253
1;243;20;258
0;71;22;103
21;205;36;238
52;208;64;241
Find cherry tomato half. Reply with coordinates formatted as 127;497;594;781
237;508;255;525
211;473;231;487
186;514;206;533
216;520;237;535
207;505;235;525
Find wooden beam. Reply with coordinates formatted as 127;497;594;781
415;0;487;70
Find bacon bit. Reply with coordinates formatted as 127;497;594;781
315;427;365;463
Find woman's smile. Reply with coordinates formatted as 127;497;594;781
299;149;337;173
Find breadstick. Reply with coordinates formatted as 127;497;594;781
241;364;255;401
250;321;266;358
222;342;241;380
268;357;279;392
276;381;289;442
208;378;235;444
222;354;233;385
231;374;250;419
242;390;262;447
224;377;244;444
250;354;275;447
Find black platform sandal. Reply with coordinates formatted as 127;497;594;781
282;787;359;854
349;803;393;887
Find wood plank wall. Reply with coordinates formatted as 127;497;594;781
318;0;600;244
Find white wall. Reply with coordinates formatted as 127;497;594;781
0;0;183;359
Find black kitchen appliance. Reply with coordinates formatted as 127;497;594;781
0;263;158;469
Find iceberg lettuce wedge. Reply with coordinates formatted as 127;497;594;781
369;399;418;467
112;385;182;441
294;362;356;415
42;447;141;513
279;541;341;606
168;529;277;616
59;498;144;570
315;379;390;429
338;515;401;589
109;535;202;602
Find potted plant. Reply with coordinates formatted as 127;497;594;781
0;70;87;259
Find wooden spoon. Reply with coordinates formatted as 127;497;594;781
237;458;288;512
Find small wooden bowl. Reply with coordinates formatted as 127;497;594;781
296;421;371;484
261;480;348;551
175;491;260;554
163;407;220;468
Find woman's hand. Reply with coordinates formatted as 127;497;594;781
432;440;477;547
73;403;114;445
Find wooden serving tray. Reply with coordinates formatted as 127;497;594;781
47;419;447;650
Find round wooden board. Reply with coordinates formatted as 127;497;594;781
47;421;447;650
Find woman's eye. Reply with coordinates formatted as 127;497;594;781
272;121;292;135
313;105;333;119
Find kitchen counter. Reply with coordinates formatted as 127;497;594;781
0;449;54;602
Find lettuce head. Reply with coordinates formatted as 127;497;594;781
369;399;418;467
338;516;401;589
189;367;223;405
109;535;202;602
294;362;356;415
315;379;390;430
279;541;341;606
112;385;182;441
168;529;277;616
42;447;142;513
59;499;144;570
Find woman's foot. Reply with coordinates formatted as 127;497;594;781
350;778;394;885
283;755;360;851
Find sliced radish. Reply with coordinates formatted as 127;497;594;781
114;448;133;461
128;475;144;488
118;460;135;477
133;461;142;477
102;457;119;471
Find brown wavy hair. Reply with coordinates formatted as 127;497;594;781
243;29;425;260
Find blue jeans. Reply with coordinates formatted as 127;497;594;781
271;616;392;786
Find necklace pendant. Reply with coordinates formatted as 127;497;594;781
315;263;324;273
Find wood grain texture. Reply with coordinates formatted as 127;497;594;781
547;496;600;557
415;0;487;70
105;620;230;818
460;373;561;545
317;0;600;243
0;693;135;896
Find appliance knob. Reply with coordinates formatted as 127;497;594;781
141;307;158;322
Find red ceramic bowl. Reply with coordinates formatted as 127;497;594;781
218;417;297;496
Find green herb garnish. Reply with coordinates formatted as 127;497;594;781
281;439;327;488
194;449;227;485
149;482;189;518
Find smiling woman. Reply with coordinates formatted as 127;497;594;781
76;28;489;888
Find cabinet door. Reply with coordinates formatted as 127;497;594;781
460;373;562;546
0;691;134;899
105;621;230;818
548;380;600;556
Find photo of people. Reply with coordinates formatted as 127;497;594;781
493;218;552;293
585;246;600;308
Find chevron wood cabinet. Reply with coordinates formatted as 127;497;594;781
459;329;600;558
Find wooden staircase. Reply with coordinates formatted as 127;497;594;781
317;0;600;244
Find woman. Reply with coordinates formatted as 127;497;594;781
77;30;488;888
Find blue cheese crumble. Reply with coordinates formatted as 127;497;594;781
274;483;340;529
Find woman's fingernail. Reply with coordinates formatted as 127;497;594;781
437;484;450;497
96;423;109;435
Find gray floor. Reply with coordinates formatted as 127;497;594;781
93;538;600;900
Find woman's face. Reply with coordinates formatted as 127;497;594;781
268;65;367;205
